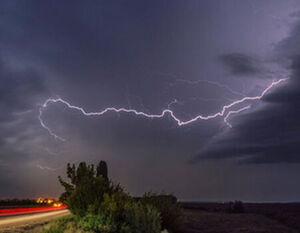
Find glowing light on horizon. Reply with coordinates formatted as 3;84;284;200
38;78;288;141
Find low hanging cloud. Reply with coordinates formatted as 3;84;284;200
194;21;300;164
220;53;261;76
0;61;47;122
0;57;49;160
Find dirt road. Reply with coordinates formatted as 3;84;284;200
0;209;69;233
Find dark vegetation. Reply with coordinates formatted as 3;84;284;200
141;193;185;232
0;199;49;208
42;161;184;233
228;200;245;213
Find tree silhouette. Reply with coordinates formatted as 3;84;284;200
96;160;108;180
58;161;121;216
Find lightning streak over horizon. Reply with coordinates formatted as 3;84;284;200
173;78;245;97
38;78;288;141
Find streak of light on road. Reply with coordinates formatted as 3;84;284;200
0;209;69;230
0;206;66;217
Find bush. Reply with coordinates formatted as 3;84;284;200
141;193;185;233
41;215;78;233
75;191;161;233
78;213;117;233
228;200;245;213
55;161;177;233
59;162;122;217
67;175;109;217
88;192;161;233
121;200;161;233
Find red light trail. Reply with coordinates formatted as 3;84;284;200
0;206;67;217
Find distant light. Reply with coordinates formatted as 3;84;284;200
53;202;62;207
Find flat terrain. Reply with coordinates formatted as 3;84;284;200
0;209;69;233
182;202;300;233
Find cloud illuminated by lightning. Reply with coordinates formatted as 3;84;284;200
224;105;251;128
155;71;245;97
38;108;66;141
173;78;246;97
36;164;59;171
39;78;288;141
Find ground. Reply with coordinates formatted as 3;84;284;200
1;203;300;233
0;221;47;233
182;202;300;233
184;209;296;233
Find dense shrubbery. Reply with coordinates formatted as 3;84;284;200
41;215;78;233
75;191;161;233
141;193;185;233
77;197;161;233
58;161;122;217
43;161;183;233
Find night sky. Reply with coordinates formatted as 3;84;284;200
1;0;300;202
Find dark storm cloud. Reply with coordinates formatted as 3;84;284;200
0;0;234;198
195;102;300;164
0;55;49;171
220;53;261;76
195;20;300;164
0;0;199;111
0;0;299;200
289;11;300;18
0;61;47;121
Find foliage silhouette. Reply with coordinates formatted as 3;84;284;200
141;193;185;233
96;160;108;180
58;162;121;217
53;161;184;233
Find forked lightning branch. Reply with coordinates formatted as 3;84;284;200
38;78;288;141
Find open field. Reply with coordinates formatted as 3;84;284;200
182;202;300;233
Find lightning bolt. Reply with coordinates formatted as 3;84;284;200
36;159;80;172
39;78;288;141
36;164;59;171
224;105;251;128
167;99;179;109
38;108;66;141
